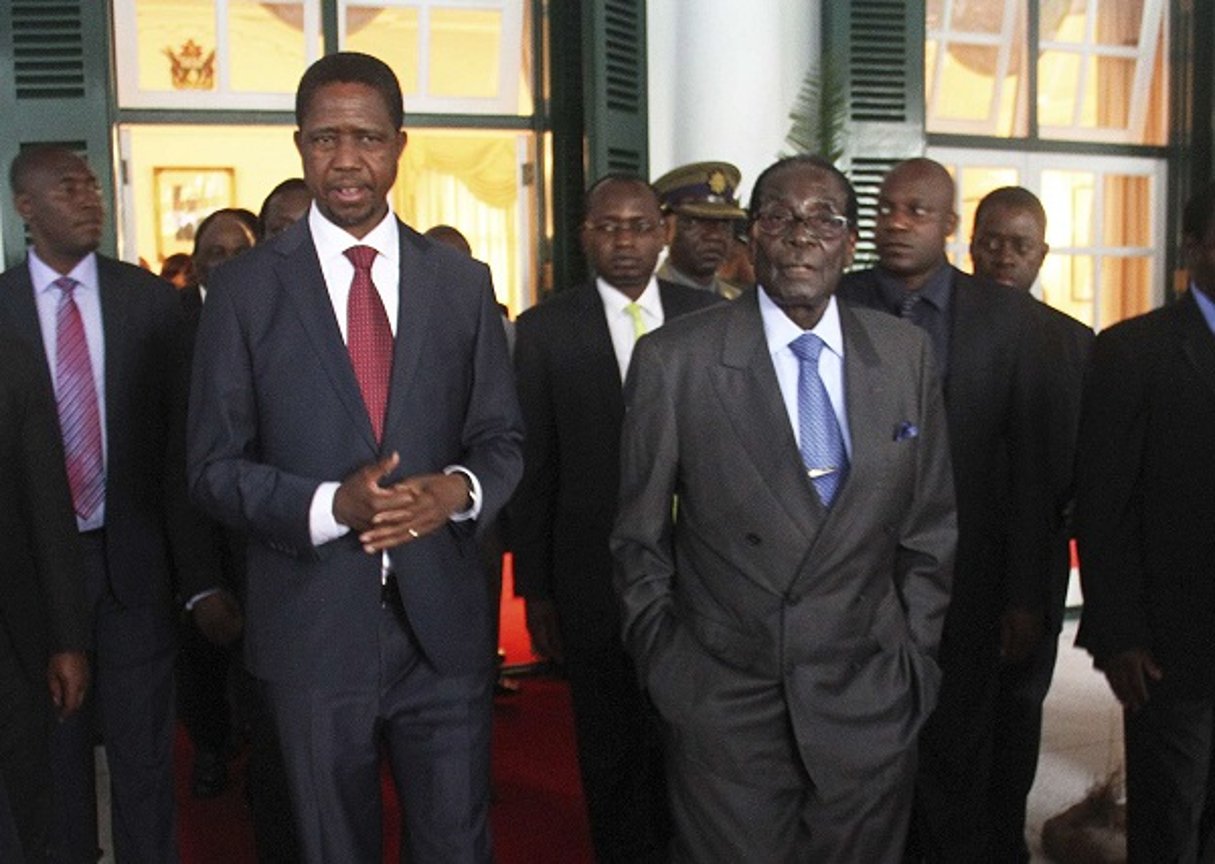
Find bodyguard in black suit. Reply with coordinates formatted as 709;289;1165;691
970;186;1094;861
0;328;90;863
0;146;216;863
839;158;1057;861
1076;183;1215;861
510;175;719;862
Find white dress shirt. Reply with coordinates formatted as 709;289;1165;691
758;288;852;458
596;275;664;381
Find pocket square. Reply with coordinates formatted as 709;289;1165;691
893;421;918;441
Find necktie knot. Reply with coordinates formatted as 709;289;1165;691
899;290;921;318
789;331;825;364
55;276;80;301
345;245;377;273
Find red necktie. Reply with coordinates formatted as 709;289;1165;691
54;276;105;518
344;245;394;442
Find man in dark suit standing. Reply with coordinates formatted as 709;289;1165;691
613;155;956;861
970;186;1094;861
188;53;522;863
1075;182;1215;861
0;328;90;863
839;158;1057;860
0;145;215;864
509;174;718;861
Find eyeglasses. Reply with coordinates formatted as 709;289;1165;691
974;233;1042;256
584;219;660;236
754;207;850;240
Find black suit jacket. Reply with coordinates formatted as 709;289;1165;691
509;280;719;656
0;254;216;607
839;267;1057;654
1076;291;1215;699
0;328;88;683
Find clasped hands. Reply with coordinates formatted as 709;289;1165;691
333;452;470;554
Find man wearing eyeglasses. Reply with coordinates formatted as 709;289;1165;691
969;185;1094;862
509;174;719;862
839;159;1060;861
613;155;956;861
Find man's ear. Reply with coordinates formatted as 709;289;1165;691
945;210;959;239
13;191;33;223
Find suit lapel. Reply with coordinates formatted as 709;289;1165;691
575;285;626;412
713;292;824;540
1177;291;1215;403
1;261;55;395
97;259;131;430
273;225;378;450
382;223;437;448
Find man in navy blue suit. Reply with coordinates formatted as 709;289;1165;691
188;53;522;863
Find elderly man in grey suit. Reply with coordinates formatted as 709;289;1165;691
612;155;957;862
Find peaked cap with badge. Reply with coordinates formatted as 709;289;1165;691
653;161;748;220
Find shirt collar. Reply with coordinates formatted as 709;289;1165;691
28;247;99;296
875;261;953;313
596;275;661;317
1190;281;1215;336
308;202;399;266
758;287;844;359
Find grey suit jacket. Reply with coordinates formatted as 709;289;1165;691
188;217;523;686
611;289;956;798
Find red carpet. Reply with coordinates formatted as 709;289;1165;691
175;556;593;863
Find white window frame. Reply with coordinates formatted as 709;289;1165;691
929;146;1168;326
113;0;323;110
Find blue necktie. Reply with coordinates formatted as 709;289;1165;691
789;332;848;507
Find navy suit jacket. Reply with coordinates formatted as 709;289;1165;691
188;217;523;686
0;254;213;609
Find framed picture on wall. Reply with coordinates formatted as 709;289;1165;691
153;166;235;260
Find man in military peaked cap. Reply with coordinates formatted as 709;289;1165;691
653;160;748;299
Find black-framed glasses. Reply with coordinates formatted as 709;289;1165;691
584;219;660;236
754;207;850;240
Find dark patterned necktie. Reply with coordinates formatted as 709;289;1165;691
54;276;105;518
789;332;848;507
899;290;921;319
344;245;394;442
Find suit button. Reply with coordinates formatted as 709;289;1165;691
745;533;761;546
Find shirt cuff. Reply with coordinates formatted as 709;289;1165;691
310;481;351;546
443;465;482;521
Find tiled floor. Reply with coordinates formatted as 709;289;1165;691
1026;616;1126;861
93;617;1123;863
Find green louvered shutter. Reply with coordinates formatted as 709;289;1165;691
583;0;647;179
824;0;925;267
0;1;115;267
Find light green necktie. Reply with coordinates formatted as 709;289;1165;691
625;302;647;340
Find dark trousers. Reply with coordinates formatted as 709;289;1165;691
0;629;48;863
1125;697;1215;863
48;531;178;864
986;618;1064;862
265;595;494;864
177;615;232;755
563;643;671;864
906;634;1001;863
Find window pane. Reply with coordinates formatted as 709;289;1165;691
1103;175;1152;247
429;8;502;99
1040;253;1094;326
136;0;218;92
228;0;309;93
936;49;999;121
1038;51;1080;126
1041;170;1094;247
344;7;421;96
1095;0;1143;47
1042;0;1086;43
1100;256;1154;327
1083;56;1137;130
